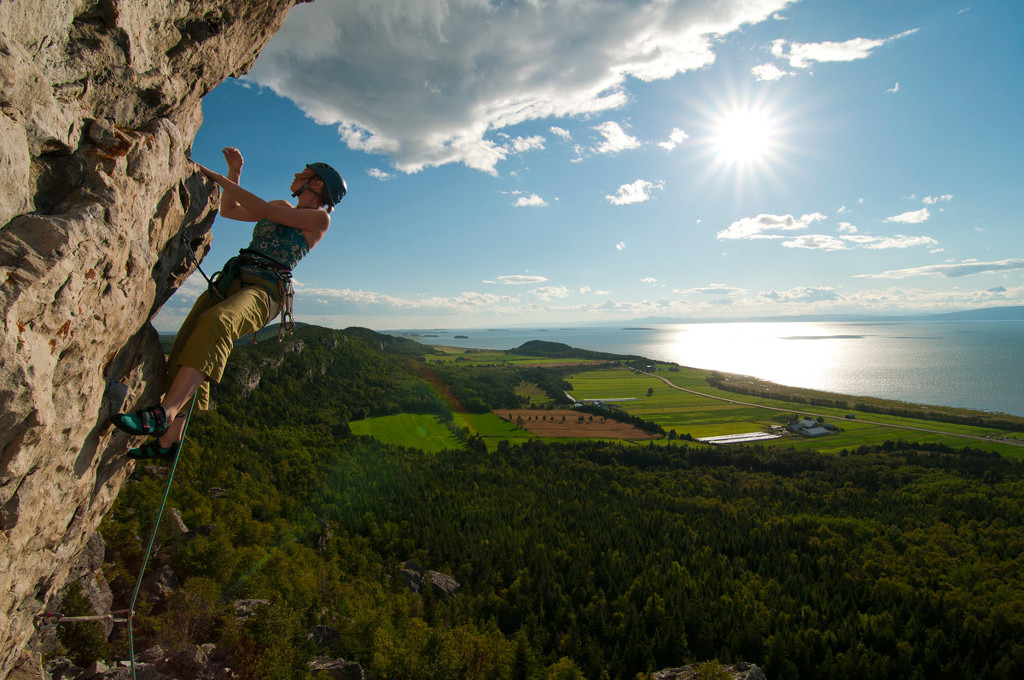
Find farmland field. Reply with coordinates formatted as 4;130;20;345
566;366;1024;457
348;413;462;452
351;358;1024;457
495;409;661;440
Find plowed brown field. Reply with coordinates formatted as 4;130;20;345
496;409;661;440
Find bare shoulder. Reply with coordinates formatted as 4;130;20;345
268;199;295;208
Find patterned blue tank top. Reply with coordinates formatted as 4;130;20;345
239;219;310;285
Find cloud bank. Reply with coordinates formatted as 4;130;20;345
247;0;794;174
857;259;1024;279
718;212;941;251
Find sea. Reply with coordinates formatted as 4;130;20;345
393;320;1024;417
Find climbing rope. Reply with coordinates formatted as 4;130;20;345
181;230;226;300
37;393;200;676
126;391;199;679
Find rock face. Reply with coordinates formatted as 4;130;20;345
653;661;768;680
400;560;462;601
0;1;303;675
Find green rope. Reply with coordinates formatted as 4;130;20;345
126;392;199;679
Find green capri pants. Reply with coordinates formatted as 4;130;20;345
166;274;279;410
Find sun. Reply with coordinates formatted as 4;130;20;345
712;108;776;165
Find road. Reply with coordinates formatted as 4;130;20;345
640;370;1024;449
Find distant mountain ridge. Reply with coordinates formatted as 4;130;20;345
918;305;1024;321
628;305;1024;325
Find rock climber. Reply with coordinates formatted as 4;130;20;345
110;147;346;460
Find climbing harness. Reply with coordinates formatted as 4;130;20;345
36;392;199;680
181;231;295;343
233;248;296;342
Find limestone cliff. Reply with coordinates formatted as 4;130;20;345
0;1;303;675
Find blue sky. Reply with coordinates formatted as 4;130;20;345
155;0;1023;332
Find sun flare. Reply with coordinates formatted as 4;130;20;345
713;108;775;164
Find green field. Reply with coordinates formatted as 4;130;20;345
349;412;534;452
350;357;1024;458
565;365;1024;457
348;413;463;452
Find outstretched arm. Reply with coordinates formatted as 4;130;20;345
216;147;249;220
197;161;330;248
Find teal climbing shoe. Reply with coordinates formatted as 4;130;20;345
111;405;170;437
127;440;180;462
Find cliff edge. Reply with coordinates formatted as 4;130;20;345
0;1;303;675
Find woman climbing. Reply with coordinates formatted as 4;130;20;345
110;147;346;460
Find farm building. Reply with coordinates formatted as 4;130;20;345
786;418;834;437
698;432;782;445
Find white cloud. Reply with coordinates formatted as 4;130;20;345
507;135;546;153
886;82;900;93
782;235;849;251
245;1;795;174
497;274;549;285
759;287;840;303
549;126;572;141
856;259;1024;279
641;277;657;284
531;285;571;301
298;287;519;309
606;179;664;205
841;234;939;250
674;283;745;296
751;63;791;81
885;207;930;223
922;194;953;205
771;29;919;69
657;127;690;150
717;212;827;240
781;232;937;251
719;212;939;251
514;194;549;207
367;168;393;180
593;121;641;154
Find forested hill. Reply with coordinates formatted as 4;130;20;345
511;339;644;361
80;324;1024;679
211;325;438;424
213;325;582;419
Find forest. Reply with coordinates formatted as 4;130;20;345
61;326;1024;679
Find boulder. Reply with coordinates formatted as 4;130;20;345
399;560;461;601
308;656;364;680
653;661;768;680
232;598;271;620
426;570;461;601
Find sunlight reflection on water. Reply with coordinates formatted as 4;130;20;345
627;321;1022;415
411;320;1024;415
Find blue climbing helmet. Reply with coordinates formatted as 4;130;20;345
306;162;347;209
